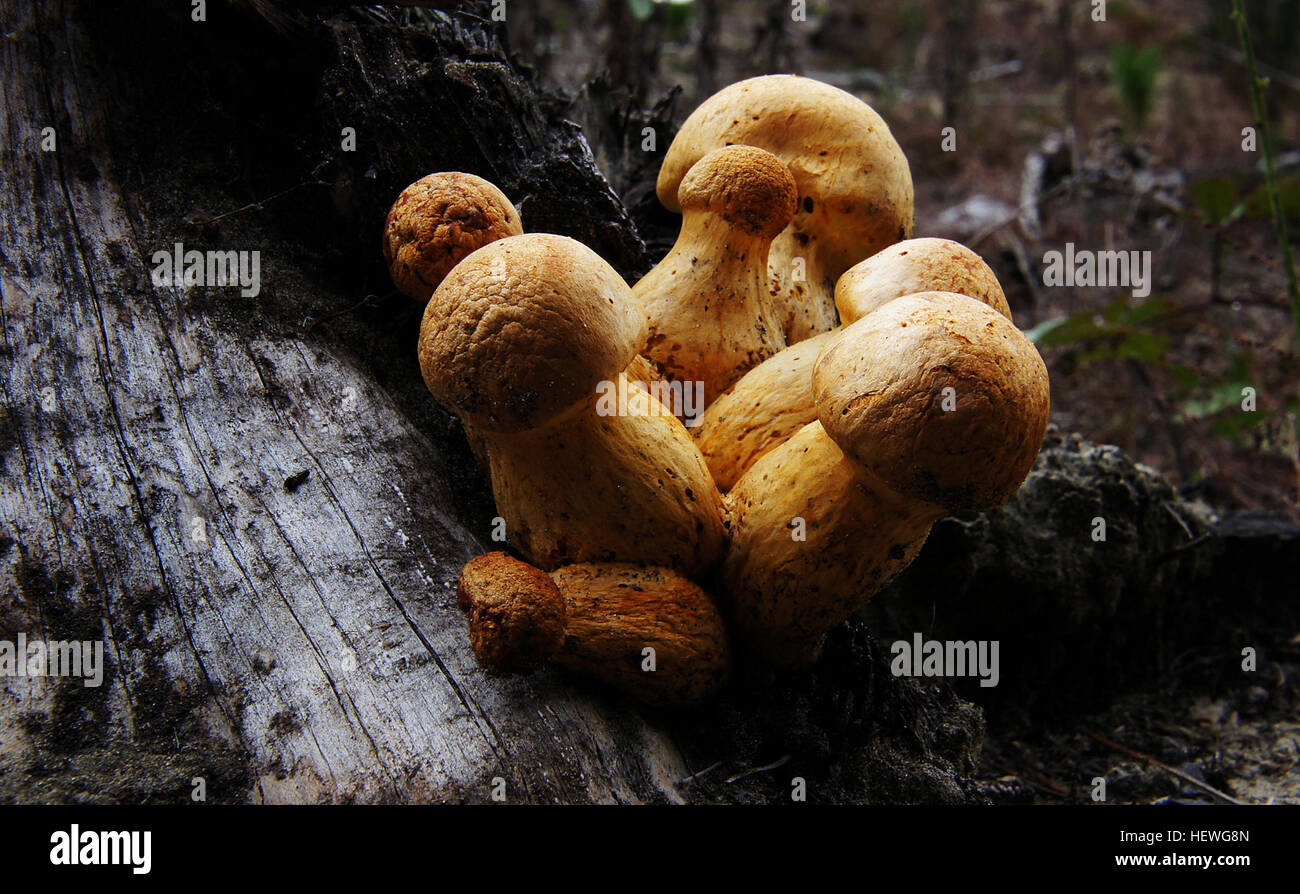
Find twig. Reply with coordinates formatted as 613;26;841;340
725;755;790;784
1083;729;1246;805
676;761;722;786
304;292;384;334
967;180;1072;250
201;179;325;225
1231;0;1300;344
1200;37;1300;94
988;758;1071;799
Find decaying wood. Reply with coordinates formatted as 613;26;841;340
0;0;671;804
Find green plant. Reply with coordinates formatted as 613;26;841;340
1028;295;1292;448
1231;0;1300;343
1108;44;1162;130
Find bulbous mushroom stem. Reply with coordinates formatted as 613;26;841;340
485;375;727;576
550;562;731;708
634;145;796;408
720;292;1050;667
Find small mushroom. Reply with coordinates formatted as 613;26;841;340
457;551;567;671
721;292;1050;667
550;562;731;707
383;171;523;304
456;552;730;707
696;238;1010;490
833;237;1011;322
419;233;727;576
634;145;796;405
657;75;914;344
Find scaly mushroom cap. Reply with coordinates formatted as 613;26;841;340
418;234;647;433
383;172;523;303
813;292;1050;513
834;237;1011;323
657;75;914;282
457;552;567;671
677;145;797;239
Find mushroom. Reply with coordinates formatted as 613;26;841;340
833;237;1011;322
696;238;1010;490
419;233;727;576
383;171;523;304
634;145;796;406
720;292;1050;667
457;552;731;707
457;550;566;672
657;75;914;344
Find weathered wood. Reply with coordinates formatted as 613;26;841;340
0;0;679;804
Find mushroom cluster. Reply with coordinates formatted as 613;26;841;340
386;75;1050;706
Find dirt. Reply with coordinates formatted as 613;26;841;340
977;630;1300;804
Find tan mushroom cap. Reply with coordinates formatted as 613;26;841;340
677;145;797;239
418;234;647;433
457;552;566;671
657;75;914;277
383;172;523;303
834;238;1012;324
813;292;1050;513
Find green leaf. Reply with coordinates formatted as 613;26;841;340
1189;176;1246;225
1025;312;1107;347
1243;176;1300;221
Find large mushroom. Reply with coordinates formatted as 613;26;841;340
721;292;1050;667
657;75;914;344
418;233;727;576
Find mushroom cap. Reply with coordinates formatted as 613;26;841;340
383;172;523;303
457;552;566;671
418;234;647;433
813;292;1050;513
677;145;797;239
834;237;1011;324
657;75;914;275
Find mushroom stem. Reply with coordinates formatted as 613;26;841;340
635;145;795;407
550;562;731;708
484;374;726;576
767;237;839;343
722;422;937;666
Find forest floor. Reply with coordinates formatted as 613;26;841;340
977;629;1300;804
